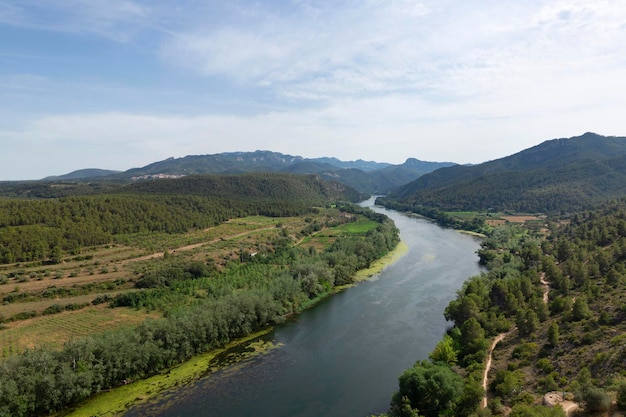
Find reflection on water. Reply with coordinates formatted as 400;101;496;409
124;199;484;417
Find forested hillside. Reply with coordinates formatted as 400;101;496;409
121;172;364;202
377;198;626;417
384;133;626;213
0;173;362;265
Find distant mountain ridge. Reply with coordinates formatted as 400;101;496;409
385;132;626;212
44;168;121;181
43;150;455;195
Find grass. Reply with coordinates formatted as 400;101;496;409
0;290;132;318
0;305;155;356
332;219;379;235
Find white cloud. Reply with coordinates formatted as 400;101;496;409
157;0;626;111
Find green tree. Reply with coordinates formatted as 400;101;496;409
516;309;539;336
581;386;611;413
460;317;488;361
429;335;457;365
393;360;463;417
547;323;560;348
571;297;591;321
509;404;565;417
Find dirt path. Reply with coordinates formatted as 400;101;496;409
120;226;276;265
482;332;508;408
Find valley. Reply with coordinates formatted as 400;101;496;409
1;133;626;416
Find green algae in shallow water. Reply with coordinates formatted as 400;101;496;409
57;328;278;417
352;241;408;282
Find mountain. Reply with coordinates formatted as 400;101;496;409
309;157;391;171
43;168;121;181
385;133;626;213
42;150;454;195
123;151;304;177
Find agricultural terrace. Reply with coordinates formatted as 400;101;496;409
0;208;381;357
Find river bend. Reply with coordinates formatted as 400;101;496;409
124;199;484;417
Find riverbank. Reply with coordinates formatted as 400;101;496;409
353;240;409;282
58;328;278;417
59;241;408;417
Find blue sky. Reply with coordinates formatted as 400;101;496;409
1;0;625;180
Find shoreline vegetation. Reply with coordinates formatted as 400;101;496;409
58;237;409;417
58;328;276;417
375;200;626;417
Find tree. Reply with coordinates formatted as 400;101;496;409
516;309;539;336
509;404;565;417
547;323;560;348
429;335;458;365
393;360;463;417
459;317;488;362
581;386;611;413
571;297;591;321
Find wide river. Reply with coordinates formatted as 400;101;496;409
124;198;484;417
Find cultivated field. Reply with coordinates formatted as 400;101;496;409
0;209;373;356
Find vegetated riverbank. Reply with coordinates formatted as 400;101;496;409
56;230;409;417
58;329;276;417
378;200;626;416
352;241;408;282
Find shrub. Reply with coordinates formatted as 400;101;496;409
616;380;626;410
581;386;611;413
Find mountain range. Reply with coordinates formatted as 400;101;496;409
43;151;456;195
20;132;626;214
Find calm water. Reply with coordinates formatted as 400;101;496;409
124;199;483;417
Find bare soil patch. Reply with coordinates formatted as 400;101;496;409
501;215;542;223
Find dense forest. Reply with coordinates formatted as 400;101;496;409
376;199;626;416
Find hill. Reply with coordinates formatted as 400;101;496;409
0;173;400;417
120;172;366;203
384;133;626;213
43;169;121;181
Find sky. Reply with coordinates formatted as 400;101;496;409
1;0;626;180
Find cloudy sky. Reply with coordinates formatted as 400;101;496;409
1;0;625;180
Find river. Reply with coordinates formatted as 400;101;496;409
124;198;484;417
